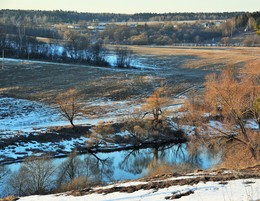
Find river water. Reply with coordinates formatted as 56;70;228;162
0;143;221;197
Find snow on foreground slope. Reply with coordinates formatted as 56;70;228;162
18;170;260;201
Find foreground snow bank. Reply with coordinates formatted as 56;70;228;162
18;170;260;201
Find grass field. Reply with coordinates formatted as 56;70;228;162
128;46;260;69
0;46;259;105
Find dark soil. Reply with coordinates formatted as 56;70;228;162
0;126;91;150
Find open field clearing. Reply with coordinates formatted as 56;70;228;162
0;49;208;102
128;46;260;69
2;46;259;102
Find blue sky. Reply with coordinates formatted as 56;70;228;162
1;0;260;13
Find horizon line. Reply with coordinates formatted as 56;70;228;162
1;8;258;15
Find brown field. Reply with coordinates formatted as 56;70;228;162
0;46;259;105
128;46;260;69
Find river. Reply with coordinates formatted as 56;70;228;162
0;143;221;197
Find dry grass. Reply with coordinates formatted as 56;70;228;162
147;162;196;177
1;46;259;109
127;46;260;69
58;176;88;192
0;196;17;201
218;143;260;169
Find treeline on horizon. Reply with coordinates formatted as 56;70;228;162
0;9;259;67
0;9;255;23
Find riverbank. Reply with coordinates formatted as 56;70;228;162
0;124;187;165
13;165;260;201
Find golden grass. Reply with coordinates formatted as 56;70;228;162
218;144;260;170
127;46;260;69
1;46;259;105
147;162;196;177
0;196;17;201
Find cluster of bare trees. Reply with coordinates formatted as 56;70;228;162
180;61;260;166
3;152;113;197
122;86;187;143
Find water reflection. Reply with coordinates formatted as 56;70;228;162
0;143;221;197
96;143;221;182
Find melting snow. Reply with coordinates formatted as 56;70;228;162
17;178;260;201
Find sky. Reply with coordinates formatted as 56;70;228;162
1;0;260;14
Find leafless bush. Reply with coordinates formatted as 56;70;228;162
9;156;55;196
58;176;88;192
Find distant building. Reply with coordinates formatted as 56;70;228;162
129;24;137;28
214;21;223;27
67;25;80;29
87;23;107;31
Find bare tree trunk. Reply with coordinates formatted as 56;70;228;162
69;119;77;131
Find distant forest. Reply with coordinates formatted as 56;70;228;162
0;10;249;24
0;10;260;66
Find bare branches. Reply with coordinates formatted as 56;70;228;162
183;62;260;162
56;89;82;130
142;87;168;124
115;46;133;68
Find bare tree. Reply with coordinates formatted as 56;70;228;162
122;87;171;139
221;18;236;38
9;166;30;196
63;30;90;61
115;46;133;68
142;87;168;127
9;156;55;196
88;42;108;66
16;20;26;56
247;17;256;31
56;89;82;130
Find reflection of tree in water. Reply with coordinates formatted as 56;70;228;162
118;144;186;175
56;143;219;188
118;143;219;177
185;142;221;169
148;144;186;170
83;153;114;184
57;152;115;187
119;149;153;175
